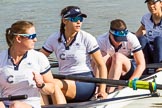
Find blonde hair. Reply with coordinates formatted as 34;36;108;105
5;20;34;47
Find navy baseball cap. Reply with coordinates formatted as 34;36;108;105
145;0;161;3
63;7;87;18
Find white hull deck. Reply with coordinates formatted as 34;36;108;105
95;71;162;108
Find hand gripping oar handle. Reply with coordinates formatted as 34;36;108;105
0;95;28;101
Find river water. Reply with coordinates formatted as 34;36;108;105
0;0;147;51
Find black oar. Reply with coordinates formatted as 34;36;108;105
0;95;28;101
53;74;162;90
145;63;162;74
146;63;162;68
53;74;128;86
50;61;59;68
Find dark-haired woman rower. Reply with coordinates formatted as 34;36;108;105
40;6;107;103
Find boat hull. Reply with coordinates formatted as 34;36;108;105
42;72;162;108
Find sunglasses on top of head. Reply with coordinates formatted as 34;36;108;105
110;29;128;37
65;16;83;22
13;33;37;39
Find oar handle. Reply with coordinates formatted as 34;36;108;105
128;80;156;90
128;80;162;90
0;95;28;101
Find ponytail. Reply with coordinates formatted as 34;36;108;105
5;28;14;47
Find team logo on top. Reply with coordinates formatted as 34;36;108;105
75;43;80;48
148;31;152;36
7;75;14;83
60;53;66;60
27;62;32;65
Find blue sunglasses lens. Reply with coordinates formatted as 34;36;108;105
111;30;128;37
13;33;37;39
28;34;37;39
67;16;83;22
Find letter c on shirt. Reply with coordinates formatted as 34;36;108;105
7;75;14;83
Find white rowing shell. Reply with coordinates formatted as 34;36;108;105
95;72;162;108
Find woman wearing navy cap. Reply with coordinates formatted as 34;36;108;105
136;0;162;68
95;19;145;93
40;6;107;103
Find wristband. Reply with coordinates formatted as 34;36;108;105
37;83;45;89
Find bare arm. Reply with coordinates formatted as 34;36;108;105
34;71;67;104
92;50;110;78
0;102;5;108
33;71;55;95
129;50;146;80
135;25;146;37
91;50;107;98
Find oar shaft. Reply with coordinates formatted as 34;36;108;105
146;63;162;68
53;74;129;86
50;62;59;68
53;74;162;90
156;84;162;89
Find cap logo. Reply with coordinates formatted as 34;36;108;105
64;11;71;18
75;9;80;12
63;8;87;18
63;8;80;18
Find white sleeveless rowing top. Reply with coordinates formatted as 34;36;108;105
141;13;162;42
42;30;99;75
0;49;50;108
97;32;142;57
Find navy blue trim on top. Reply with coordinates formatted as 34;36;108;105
141;21;145;27
42;47;53;54
40;67;51;75
132;47;142;53
109;36;123;52
8;49;28;70
5;104;9;108
89;47;100;54
115;44;122;52
150;15;162;28
62;32;78;50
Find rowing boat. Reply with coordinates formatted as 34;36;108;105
42;71;162;108
103;72;162;108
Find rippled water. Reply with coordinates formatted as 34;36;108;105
0;0;147;51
